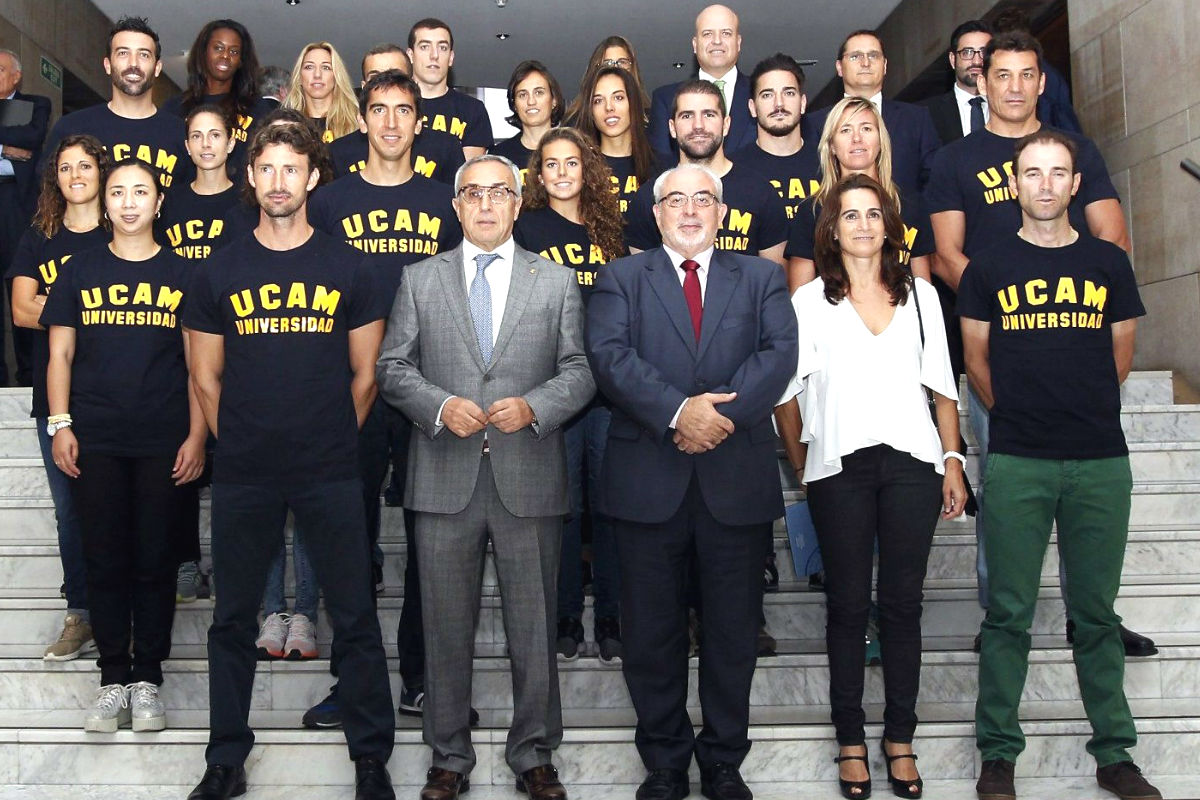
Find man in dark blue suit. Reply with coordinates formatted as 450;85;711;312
648;5;757;160
804;29;940;196
587;163;796;800
0;47;51;386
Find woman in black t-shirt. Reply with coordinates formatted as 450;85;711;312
282;42;359;143
489;60;564;173
515;127;626;660
43;161;207;734
8;134;110;663
785;96;934;291
576;66;658;222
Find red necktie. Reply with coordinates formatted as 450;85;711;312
681;259;703;342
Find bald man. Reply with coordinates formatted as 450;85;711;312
648;5;757;158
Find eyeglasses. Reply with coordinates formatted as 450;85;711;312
457;185;517;205
844;50;883;64
658;191;718;209
955;47;986;61
599;58;633;70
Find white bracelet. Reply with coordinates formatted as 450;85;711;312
943;450;966;466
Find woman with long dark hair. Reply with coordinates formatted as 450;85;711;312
775;174;965;799
785;96;934;291
576;66;657;221
489;60;564;170
8;134;109;663
563;35;650;126
43;160;206;732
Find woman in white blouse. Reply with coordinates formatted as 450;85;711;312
775;173;966;800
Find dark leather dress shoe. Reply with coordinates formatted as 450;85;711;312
355;757;395;800
976;759;1016;800
516;763;568;799
421;766;470;800
187;765;247;800
1065;620;1158;657
637;768;690;800
701;762;752;800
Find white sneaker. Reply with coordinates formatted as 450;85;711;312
127;681;166;732
84;684;130;732
256;612;290;660
283;613;318;660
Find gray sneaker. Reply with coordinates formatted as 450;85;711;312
44;613;97;662
176;561;200;603
84;684;130;732
128;681;166;731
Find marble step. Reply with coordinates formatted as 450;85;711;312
2;582;1198;651
0;717;1196;788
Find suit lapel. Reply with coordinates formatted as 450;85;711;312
696;252;739;360
434;246;487;372
489;247;537;370
647;249;699;356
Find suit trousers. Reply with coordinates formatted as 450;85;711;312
205;478;394;767
616;473;770;771
416;455;563;776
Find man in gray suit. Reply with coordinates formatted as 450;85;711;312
377;154;594;800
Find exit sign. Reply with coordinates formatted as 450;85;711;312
40;56;62;89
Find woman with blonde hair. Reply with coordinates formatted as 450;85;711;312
283;41;359;142
785;95;934;291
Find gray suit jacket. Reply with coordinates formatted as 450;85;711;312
377;243;595;517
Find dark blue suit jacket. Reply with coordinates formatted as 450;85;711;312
805;98;940;196
648;71;757;161
0;91;51;216
586;248;797;526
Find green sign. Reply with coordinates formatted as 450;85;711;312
40;56;62;89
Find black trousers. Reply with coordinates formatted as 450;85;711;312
616;474;770;771
205;478;394;767
806;445;942;745
73;451;184;686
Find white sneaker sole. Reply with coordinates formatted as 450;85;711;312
132;715;166;732
84;709;130;733
44;639;98;662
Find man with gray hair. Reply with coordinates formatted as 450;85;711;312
377;154;594;800
257;65;288;104
587;163;797;800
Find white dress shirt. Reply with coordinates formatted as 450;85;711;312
699;67;737;114
954;83;989;137
664;244;714;428
845;90;883;112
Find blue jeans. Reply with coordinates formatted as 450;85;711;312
38;418;87;614
558;405;619;620
969;385;1069;610
262;526;319;620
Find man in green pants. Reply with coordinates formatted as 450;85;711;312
958;129;1160;800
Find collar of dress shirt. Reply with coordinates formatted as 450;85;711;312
462;236;516;274
846;90;883;110
663;243;715;275
3;91;15;101
699;67;737;107
954;82;983;110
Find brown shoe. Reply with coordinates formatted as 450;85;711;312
420;767;469;800
516;764;567;800
976;759;1016;800
1096;762;1162;800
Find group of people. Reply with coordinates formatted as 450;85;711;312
0;5;1163;800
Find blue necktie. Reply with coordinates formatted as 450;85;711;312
470;253;499;364
969;96;985;133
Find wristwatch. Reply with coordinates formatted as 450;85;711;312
46;420;72;437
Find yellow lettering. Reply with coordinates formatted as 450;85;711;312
132;282;152;305
727;208;752;236
312;285;341;316
1083;280;1108;311
449;118;467;139
417;212;442;239
108;284;129;306
231;289;254;317
1024;279;1048;306
81;288;103;309
156;286;182;311
997;285;1019;313
287;282;307;308
1054;277;1078;305
154;150;178;174
343;214;365;238
259;283;281;310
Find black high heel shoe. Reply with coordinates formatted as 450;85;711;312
833;751;872;799
880;740;923;798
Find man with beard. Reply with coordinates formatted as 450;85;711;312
184;121;396;800
731;53;820;222
626;80;788;267
926;20;993;146
41;16;188;190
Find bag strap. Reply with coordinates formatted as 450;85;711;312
911;275;926;349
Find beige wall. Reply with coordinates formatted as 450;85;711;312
1070;0;1200;384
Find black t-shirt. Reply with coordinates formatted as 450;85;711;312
604;154;653;222
514;206;624;301
6;226;109;418
784;187;934;269
420;89;494;150
182;230;389;485
39;246;193;456
489;134;533;170
41;104;190;189
957;233;1145;460
161;93;277;174
328;130;464;185
308;173;462;299
624;162;790;254
924;126;1119;260
157;183;257;260
730;142;821;221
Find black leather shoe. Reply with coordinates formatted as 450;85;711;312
421;767;470;800
515;764;568;799
637;768;690;800
976;759;1015;800
1066;620;1159;657
187;765;247;800
354;757;396;800
701;762;752;800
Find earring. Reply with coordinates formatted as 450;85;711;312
155;210;161;219
103;211;108;220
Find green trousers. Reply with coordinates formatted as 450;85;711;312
975;453;1138;767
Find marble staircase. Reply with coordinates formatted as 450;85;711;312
1;376;1199;799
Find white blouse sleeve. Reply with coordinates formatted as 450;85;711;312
777;282;822;406
914;278;958;402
